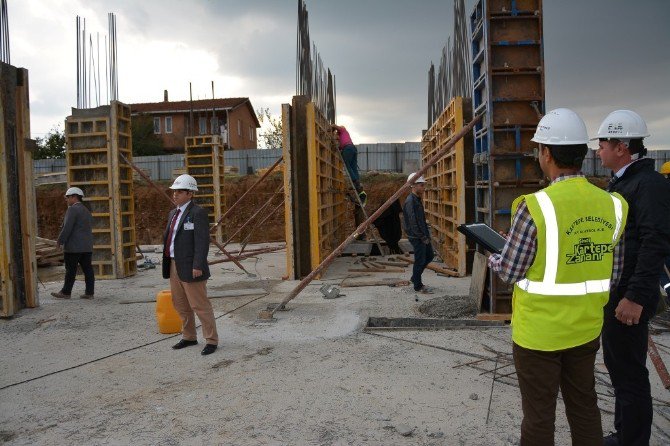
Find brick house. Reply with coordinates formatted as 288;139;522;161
129;92;261;152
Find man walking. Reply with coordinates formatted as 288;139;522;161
162;174;219;356
594;110;670;446
52;187;95;300
403;173;434;294
489;109;628;445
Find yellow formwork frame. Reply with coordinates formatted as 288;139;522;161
282;103;295;278
65;101;137;279
185;135;225;244
306;102;347;272
0;86;12;316
421;97;473;276
0;65;39;317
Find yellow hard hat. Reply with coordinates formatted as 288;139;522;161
661;161;670;175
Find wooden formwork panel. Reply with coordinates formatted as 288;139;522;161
0;63;39;317
306;102;347;272
185;135;225;243
65;101;137;280
471;0;545;314
421;97;474;277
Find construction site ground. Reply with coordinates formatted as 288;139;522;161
1;244;669;445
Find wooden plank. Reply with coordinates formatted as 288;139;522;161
16;68;38;308
282;103;295;280
469;251;488;312
341;277;409;287
348;267;405;273
476;313;511;322
0;63;14;316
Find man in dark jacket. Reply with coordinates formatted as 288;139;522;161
402;173;434;293
595;110;670;446
162;174;218;356
52;186;95;299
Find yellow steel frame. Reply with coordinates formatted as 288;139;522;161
185;135;225;243
306;103;346;272
421;97;471;276
65;101;137;279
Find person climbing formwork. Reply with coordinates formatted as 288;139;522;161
332;124;367;206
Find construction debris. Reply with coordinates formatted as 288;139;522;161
35;237;63;267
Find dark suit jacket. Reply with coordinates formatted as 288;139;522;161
162;202;211;282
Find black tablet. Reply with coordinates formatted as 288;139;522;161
457;223;507;254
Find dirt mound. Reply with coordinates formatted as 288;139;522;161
418;295;477;318
35;172;408;245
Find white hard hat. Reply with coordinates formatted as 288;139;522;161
531;108;589;145
170;174;198;191
591;109;649;141
407;173;426;184
65;187;84;197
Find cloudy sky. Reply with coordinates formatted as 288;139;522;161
10;0;670;149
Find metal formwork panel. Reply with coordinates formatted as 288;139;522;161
471;0;545;313
65;101;137;279
421;97;474;277
306;102;347;272
0;63;39;317
185;135;225;244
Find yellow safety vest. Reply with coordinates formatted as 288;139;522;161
512;177;628;351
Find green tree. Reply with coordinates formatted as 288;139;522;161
131;115;165;156
34;125;66;159
256;107;283;150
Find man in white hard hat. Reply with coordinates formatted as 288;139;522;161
52;187;95;300
593;110;670;446
162;174;219;356
402;173;434;293
488;109;628;445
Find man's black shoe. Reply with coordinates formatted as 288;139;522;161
172;339;198;350
201;344;217;356
603;432;619;446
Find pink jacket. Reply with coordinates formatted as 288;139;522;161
334;125;354;149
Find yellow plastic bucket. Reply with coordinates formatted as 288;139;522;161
155;290;182;334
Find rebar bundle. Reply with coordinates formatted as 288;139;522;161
296;0;336;123
427;0;471;128
76;13;119;109
0;0;10;64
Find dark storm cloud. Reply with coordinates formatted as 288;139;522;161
14;0;670;146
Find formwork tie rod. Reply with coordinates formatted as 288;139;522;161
263;113;483;318
209;155;283;234
220;183;284;249
119;152;174;205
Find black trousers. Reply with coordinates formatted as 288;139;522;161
602;305;652;445
409;238;433;290
62;252;95;295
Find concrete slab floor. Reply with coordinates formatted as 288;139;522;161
1;243;669;445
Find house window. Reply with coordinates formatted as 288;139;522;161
211;117;218;134
199;117;207;135
153;117;161;134
237;119;242;136
249;126;253;141
165;116;173;134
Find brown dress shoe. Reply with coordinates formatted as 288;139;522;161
51;291;71;299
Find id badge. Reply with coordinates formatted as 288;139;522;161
184;222;195;231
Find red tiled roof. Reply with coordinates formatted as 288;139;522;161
129;97;260;127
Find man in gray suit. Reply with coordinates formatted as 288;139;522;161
162;174;218;356
52;186;95;299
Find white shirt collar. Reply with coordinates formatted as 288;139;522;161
177;201;191;214
614;159;642;178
